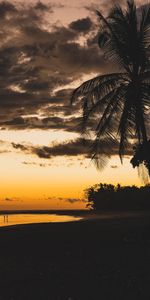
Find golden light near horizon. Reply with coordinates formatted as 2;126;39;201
0;0;148;211
0;141;142;210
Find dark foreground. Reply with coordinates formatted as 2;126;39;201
0;213;150;300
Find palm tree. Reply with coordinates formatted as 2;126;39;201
130;140;150;178
71;0;150;176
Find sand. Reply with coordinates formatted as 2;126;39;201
0;211;150;300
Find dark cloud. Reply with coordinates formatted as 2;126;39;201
0;115;83;132
5;197;13;202
33;138;90;158
4;117;26;126
69;17;93;32
65;198;86;204
22;161;51;167
110;165;118;169
46;196;86;204
12;143;28;151
34;1;50;11
0;1;17;18
0;1;112;133
0;0;147;141
4;197;21;202
11;137;133;159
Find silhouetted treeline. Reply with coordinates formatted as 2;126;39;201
86;183;150;211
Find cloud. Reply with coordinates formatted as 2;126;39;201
34;1;50;11
32;138;90;158
0;1;113;133
0;115;82;132
0;149;10;154
69;17;93;32
46;196;86;204
12;142;28;151
4;117;26;126
0;1;17;18
5;197;13;202
65;198;87;204
110;165;118;169
22;161;51;167
0;0;148;143
4;197;22;202
11;137;133;159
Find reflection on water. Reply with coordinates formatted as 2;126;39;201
0;214;81;227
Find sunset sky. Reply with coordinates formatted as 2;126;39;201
0;0;146;210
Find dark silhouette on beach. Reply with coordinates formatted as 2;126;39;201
72;0;150;178
3;215;8;223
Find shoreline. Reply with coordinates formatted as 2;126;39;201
0;209;88;215
0;209;150;230
0;210;150;230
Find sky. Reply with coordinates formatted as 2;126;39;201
0;0;147;210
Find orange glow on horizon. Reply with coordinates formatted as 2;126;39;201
0;130;142;210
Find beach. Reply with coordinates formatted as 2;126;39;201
0;212;150;300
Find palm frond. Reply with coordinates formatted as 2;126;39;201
95;85;126;139
71;73;127;104
71;0;150;178
118;86;135;160
91;137;118;170
81;84;125;133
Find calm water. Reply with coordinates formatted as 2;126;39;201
0;214;82;227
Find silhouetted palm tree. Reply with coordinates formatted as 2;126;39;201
71;0;150;175
130;140;150;177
